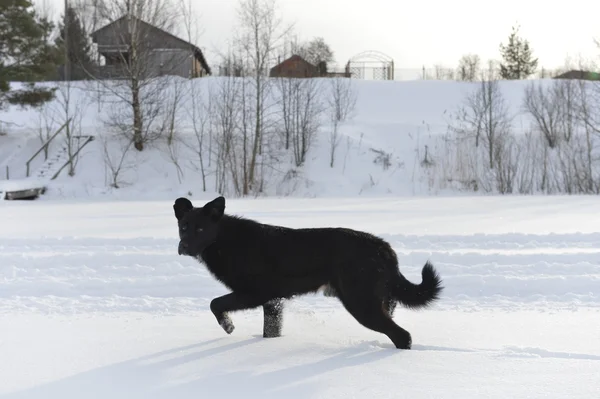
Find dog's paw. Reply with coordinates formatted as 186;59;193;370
263;329;281;338
398;334;412;350
219;315;235;334
392;331;412;349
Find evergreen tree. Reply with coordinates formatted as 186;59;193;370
498;25;538;80
55;6;95;80
0;0;57;110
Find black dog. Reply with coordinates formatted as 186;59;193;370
174;196;443;349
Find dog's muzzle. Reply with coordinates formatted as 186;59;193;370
178;241;188;255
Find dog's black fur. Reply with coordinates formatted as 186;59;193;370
174;196;443;349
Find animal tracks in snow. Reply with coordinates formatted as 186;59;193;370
0;232;599;314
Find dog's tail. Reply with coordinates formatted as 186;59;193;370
392;261;443;309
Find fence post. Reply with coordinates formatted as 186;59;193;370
5;165;8;180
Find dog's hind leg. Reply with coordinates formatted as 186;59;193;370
339;294;412;349
210;293;268;335
263;298;284;338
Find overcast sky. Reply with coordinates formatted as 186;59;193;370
40;0;600;73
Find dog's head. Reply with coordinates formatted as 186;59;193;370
173;196;225;257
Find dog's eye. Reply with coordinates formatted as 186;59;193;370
196;228;203;233
181;225;188;232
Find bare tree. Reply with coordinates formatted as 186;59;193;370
209;71;244;195
578;82;600;137
438;55;600;196
163;77;189;145
30;82;89;178
159;77;189;183
522;79;579;148
449;67;512;170
208;53;285;197
574;77;599;193
233;0;293;194
53;82;91;176
456;54;480;82
181;88;211;192
482;60;501;81
33;102;58;160
101;133;135;188
433;64;445;80
80;0;187;151
89;0;182;37
30;0;92;177
557;78;579;143
492;133;520;193
520;77;586;193
290;36;334;66
441;74;518;195
173;0;209;190
327;77;357;168
433;64;453;80
275;77;323;166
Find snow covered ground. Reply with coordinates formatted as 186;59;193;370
1;196;600;398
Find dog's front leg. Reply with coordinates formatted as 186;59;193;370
209;293;265;335
263;299;284;338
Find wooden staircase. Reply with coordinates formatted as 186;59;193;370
32;135;95;181
1;120;95;200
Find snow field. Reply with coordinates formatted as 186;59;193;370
1;197;600;398
1;232;600;314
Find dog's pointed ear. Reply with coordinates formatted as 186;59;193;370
203;196;226;221
173;197;193;220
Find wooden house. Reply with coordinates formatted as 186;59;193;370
269;55;320;78
90;15;211;80
269;55;350;78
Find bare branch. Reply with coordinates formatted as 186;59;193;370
101;133;135;188
449;70;512;170
327;77;357;168
226;0;294;194
275;77;324;166
456;54;480;82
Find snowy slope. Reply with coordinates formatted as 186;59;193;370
0;78;553;200
1;197;600;398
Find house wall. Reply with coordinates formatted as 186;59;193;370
145;49;194;78
192;58;208;77
93;49;195;79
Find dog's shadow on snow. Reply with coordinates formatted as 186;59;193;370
7;335;594;399
0;335;410;399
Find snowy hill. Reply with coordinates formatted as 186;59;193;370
2;76;586;201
